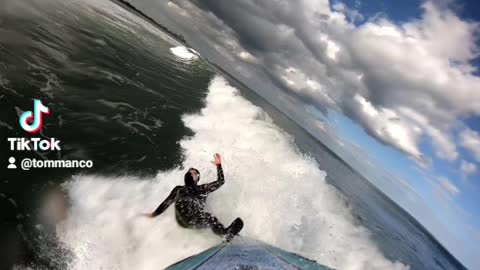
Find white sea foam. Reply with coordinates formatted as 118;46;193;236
55;76;408;270
169;46;198;60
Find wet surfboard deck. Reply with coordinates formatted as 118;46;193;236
165;237;334;270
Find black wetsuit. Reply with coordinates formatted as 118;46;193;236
151;164;235;236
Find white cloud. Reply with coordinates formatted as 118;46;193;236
323;36;341;61
333;1;364;23
237;51;258;63
425;126;458;161
460;128;480;162
460;160;477;176
347;94;424;161
438;176;460;197
166;1;189;17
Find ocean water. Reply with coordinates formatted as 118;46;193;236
0;0;467;269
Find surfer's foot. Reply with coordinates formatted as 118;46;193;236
224;233;235;243
224;217;243;242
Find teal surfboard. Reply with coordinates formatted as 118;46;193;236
165;237;334;270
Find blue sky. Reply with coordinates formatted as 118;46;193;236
339;0;480;22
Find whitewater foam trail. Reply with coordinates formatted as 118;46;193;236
57;75;408;270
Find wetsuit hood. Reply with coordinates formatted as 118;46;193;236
184;172;196;186
185;168;200;195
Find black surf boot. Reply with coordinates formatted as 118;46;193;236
224;217;244;243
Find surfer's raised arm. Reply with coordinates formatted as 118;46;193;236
143;186;181;218
198;153;225;194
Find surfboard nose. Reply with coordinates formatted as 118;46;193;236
165;237;334;270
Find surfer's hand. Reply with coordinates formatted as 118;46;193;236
210;153;222;165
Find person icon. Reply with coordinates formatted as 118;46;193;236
8;157;17;169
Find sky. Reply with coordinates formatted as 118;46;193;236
128;0;480;268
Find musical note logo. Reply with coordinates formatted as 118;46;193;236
19;99;50;134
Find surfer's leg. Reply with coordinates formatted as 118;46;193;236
195;212;229;235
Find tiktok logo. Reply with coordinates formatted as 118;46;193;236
19;99;50;134
9;99;63;154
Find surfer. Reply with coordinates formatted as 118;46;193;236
143;153;243;241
